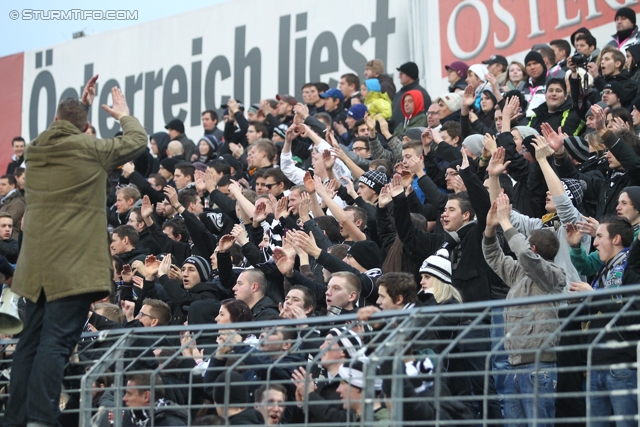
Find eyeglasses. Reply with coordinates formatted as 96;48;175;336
137;311;156;319
427;111;441;116
352;146;367;151
601;90;614;95
445;171;459;177
265;183;278;189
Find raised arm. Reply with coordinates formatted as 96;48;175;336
312;175;366;241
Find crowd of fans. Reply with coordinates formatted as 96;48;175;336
2;7;640;427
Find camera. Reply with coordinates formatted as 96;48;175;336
571;53;589;68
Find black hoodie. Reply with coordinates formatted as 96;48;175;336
150;132;171;174
228;408;265;425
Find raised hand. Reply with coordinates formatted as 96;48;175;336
158;254;172;277
194;170;207;193
342;176;357;197
121;264;134;283
82;74;99;107
421;128;434;148
121;161;135;178
285;124;301;143
482;133;497;156
218;234;236;252
303;171;315;194
406;155;423;176
322;150;335;170
577;216;599;238
462;84;475;108
144;255;161;278
298;192;311;222
140;195;154;219
495;193;512;224
168;264;182;281
101;86;130;121
273;247;295;275
290;230;321;258
451;175;467;193
313;175;329;199
131;276;144;289
389;173;404;197
378;184;393;208
275;196;290;219
228;179;243;197
458;148;469;170
486;147;511;176
291;367;316;401
163;185;180;208
590;104;608;132
377;115;390;136
531;135;554;162
204;169;218;193
565;223;583;248
253;201;268;224
569;281;594;292
365;112;376;132
231;224;249;246
486;200;499;227
540;123;565;153
501;95;520;123
120;300;135;322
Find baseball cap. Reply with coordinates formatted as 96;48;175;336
320;88;345;103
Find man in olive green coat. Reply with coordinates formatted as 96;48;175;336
5;76;148;427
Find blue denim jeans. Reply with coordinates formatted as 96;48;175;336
588;367;638;427
491;306;509;397
504;362;557;427
4;290;96;427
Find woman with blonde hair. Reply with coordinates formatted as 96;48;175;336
418;249;462;304
501;61;527;92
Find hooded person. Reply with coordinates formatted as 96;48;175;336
362;78;392;120
522;51;548;117
150;132;171;174
461;134;484;159
466;64;490;111
627;44;640;87
392;90;428;137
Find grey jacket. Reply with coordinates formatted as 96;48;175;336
508;192;590;290
483;228;566;366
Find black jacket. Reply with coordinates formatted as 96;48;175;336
392;168;492;304
228;408;265;425
592;70;639;109
0;237;19;264
316;250;381;307
122;401;188;426
527;97;584;137
250;295;279;321
117;248;148;266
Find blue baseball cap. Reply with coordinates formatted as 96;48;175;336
320;88;345;102
347;104;368;120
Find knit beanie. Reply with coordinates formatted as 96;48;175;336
561;178;584;207
328;327;363;359
436;92;463;113
213;371;249;405
273;124;288;139
563;136;590;163
347;240;382;271
524;51;545;67
462;135;484;158
402;127;427;142
585;101;608;118
159;157;180;175
521;135;538;158
199;135;219;153
347;104;368;120
514;126;539;140
337;358;382;391
359;166;388;194
419;249;452;284
183;255;212;283
604;81;625;102
622;186;640;210
467;64;489;82
616;7;637;26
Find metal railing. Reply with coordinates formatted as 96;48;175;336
0;285;638;426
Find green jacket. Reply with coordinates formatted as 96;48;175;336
13;116;147;302
570;226;640;276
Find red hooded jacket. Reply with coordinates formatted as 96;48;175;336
401;90;425;119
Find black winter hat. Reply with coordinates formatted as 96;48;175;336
159;157;180;175
328;327;363;359
570;27;592;47
616;7;637;26
359;166;388;194
524;51;545;67
521;134;538;158
347;240;382;271
183;255;212;283
633;96;640;112
622;186;640;210
397;62;420;80
213;371;249;405
561;178;585;207
165;118;185;134
604;81;625;101
563;136;590;163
